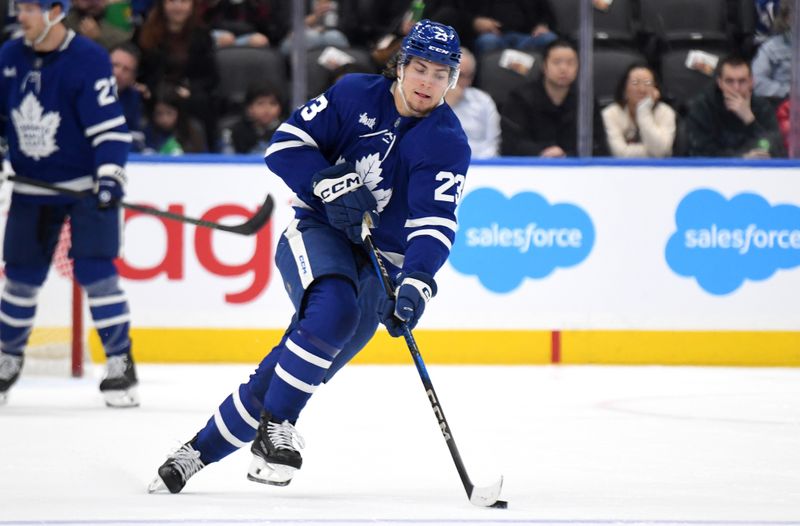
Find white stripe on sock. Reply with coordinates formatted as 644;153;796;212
214;409;248;448
275;364;317;394
232;389;259;430
286;338;332;369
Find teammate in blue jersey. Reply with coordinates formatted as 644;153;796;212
148;19;470;493
0;0;138;407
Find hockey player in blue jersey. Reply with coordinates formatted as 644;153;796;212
0;0;138;407
148;19;470;493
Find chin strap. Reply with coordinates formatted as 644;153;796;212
29;9;65;46
396;65;416;116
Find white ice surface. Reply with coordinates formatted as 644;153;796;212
1;364;799;526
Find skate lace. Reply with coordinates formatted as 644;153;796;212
169;443;204;480
0;354;22;380
105;355;127;379
267;420;306;452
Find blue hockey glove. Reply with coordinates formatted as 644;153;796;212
378;272;437;337
96;166;126;209
312;162;379;243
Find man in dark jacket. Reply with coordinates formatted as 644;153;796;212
685;55;785;158
500;38;608;157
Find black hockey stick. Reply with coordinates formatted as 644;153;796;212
6;174;274;236
360;214;508;509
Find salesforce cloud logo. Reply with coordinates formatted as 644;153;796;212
666;189;800;295
450;189;594;293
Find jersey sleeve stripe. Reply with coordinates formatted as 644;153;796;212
84;115;127;137
265;140;313;157
407;229;453;250
92;131;132;147
276;123;319;148
405;216;458;233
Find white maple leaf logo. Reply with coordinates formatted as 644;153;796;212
354;152;392;212
12;92;61;160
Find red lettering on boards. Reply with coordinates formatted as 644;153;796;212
115;203;272;304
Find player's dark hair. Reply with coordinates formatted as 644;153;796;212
382;52;401;80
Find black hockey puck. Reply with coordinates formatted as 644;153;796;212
491;500;508;509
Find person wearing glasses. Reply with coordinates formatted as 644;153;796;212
601;63;676;158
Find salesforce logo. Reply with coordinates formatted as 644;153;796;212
450;188;594;293
665;189;800;295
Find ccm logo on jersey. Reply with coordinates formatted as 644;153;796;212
313;172;363;203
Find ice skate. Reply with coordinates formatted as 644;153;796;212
148;439;205;494
247;411;305;486
0;353;23;406
99;353;139;408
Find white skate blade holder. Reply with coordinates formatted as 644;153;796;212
103;387;140;408
247;456;297;487
0;391;8;406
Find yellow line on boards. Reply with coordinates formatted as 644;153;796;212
87;329;800;366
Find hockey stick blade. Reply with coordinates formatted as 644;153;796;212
469;476;505;508
7;174;274;236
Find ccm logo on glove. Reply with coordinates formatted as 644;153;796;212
311;163;379;244
313;171;363;202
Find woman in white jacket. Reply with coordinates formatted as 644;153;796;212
601;64;676;158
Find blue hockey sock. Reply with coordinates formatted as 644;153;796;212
195;383;263;464
263;276;359;422
0;279;40;355
82;275;131;356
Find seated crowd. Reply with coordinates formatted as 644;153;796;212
0;0;792;158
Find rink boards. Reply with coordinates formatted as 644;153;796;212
4;156;799;366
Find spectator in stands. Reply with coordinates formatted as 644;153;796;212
422;0;556;55
685;55;785;158
64;0;133;50
138;0;219;151
110;42;147;152
197;0;289;49
278;0;349;56
752;3;792;103
221;83;284;154
369;1;424;67
500;39;608;157
143;84;207;154
602;63;676;158
340;0;410;52
472;0;557;55
445;48;500;158
754;0;781;43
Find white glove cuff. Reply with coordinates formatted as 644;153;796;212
400;277;434;304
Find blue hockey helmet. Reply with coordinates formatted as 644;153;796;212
401;19;461;70
15;0;70;16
